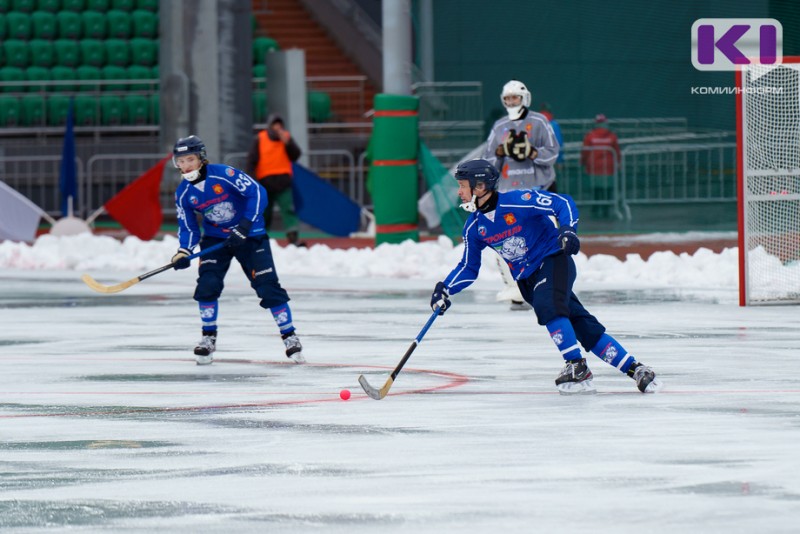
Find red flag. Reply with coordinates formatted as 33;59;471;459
104;155;169;240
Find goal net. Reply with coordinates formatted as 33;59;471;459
737;57;800;305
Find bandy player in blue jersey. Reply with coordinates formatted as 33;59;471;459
170;135;305;366
430;159;662;394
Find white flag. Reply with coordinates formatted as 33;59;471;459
0;181;45;242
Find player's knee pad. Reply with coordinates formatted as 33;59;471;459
194;273;225;302
256;283;290;310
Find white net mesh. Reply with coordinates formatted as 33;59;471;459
740;60;800;304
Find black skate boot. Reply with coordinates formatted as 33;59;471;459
555;357;597;395
194;333;216;365
629;363;663;393
282;331;306;364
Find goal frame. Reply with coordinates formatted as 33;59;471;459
736;56;800;306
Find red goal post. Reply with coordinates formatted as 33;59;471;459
736;56;800;306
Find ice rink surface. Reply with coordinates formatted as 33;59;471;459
2;268;800;533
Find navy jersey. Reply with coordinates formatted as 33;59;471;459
175;163;268;250
443;189;579;294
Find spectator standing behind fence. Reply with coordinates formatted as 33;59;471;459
580;114;621;217
246;113;305;246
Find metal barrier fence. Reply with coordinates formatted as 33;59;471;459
619;142;737;219
0;141;737;224
0;155;84;215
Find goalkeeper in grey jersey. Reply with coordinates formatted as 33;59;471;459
483;80;559;192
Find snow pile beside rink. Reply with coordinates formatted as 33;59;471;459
0;233;747;288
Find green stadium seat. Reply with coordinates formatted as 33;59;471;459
3;39;29;68
0;14;5;40
253;37;279;65
307;90;332;123
81;10;105;39
253;64;266;90
0;41;4;64
25;65;49;92
0;66;25;93
37;0;61;12
60;0;83;11
253;91;266;123
54;38;79;67
129;37;155;66
106;9;130;38
56;10;81;38
12;0;35;12
126;64;150;91
20;94;45;125
74;93;97;124
150;63;157;79
130;8;155;37
51;64;76;91
46;94;70;125
0;0;9;11
75;63;99;91
31;10;57;38
111;0;133;10
104;38;129;66
28;39;54;67
136;0;155;11
101;63;126;91
123;93;148;124
99;93;123;124
6;10;32;39
0;95;21;126
85;0;108;10
79;39;104;67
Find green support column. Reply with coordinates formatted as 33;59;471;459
368;94;419;245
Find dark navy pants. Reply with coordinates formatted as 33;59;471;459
194;235;290;309
517;253;605;352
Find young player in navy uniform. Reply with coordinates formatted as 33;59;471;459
430;159;662;394
170;135;305;365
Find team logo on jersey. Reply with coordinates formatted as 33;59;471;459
204;201;236;225
225;167;235;177
503;213;517;225
500;235;527;262
521;192;531;201
478;225;487;236
213;184;224;195
189;196;199;205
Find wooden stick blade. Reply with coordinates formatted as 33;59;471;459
358;374;393;400
81;273;141;294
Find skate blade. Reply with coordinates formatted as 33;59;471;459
195;355;213;366
287;352;306;364
557;380;597;395
642;377;664;394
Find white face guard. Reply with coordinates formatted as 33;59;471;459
181;169;201;182
459;194;478;212
501;80;532;121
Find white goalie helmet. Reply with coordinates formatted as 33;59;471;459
501;80;531;120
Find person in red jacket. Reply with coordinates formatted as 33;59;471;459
580;114;621;217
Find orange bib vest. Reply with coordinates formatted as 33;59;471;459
255;130;293;178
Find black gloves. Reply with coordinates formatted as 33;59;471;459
171;248;192;270
430;281;451;315
225;218;253;250
559;226;580;255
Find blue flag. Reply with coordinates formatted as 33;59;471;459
291;163;361;237
59;98;76;216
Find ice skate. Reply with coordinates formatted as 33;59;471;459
555;357;597;395
194;334;216;365
632;364;663;393
282;332;306;364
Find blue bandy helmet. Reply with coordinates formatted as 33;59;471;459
454;159;500;191
172;135;208;168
